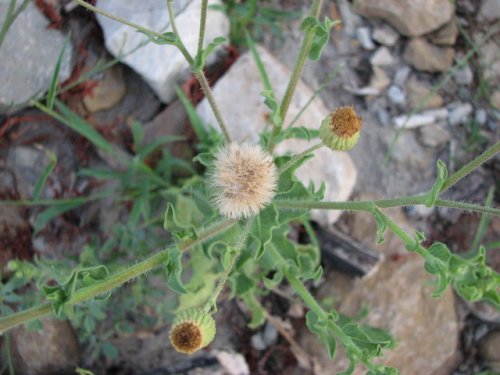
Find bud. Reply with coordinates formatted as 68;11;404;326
320;106;362;151
169;308;216;354
209;142;278;219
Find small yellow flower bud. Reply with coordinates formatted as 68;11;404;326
320;106;362;151
169;308;216;354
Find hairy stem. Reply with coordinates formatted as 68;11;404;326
279;142;323;174
268;0;324;152
440;141;500;193
197;0;208;57
274;195;500;216
0;219;236;334
166;0;194;64
193;69;232;142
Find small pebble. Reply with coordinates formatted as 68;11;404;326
372;24;399;46
370;47;394;66
387;85;406;105
356;27;375;50
475;109;487;125
393;66;411;87
448;103;473;125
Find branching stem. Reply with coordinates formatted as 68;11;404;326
0;219;236;334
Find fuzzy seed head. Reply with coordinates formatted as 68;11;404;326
320;106;363;151
209;142;278;219
169;309;216;354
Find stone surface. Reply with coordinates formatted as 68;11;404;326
370;47;394;66
394;108;448;128
406;76;444;109
478;0;500;23
369;67;391;91
356;27;375;50
453;63;474;85
353;0;454;37
448;102;473;125
418;124;451;147
6;318;80;375
404;38;455;73
479;330;500;371
0;1;73;112
95;0;229;103
386;85;405;105
492;90;500;110
83;63;127;112
197;46;357;227
300;209;459;374
429;19;458;46
372;24;399;46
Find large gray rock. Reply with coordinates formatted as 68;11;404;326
197;47;358;227
404;38;455;73
0;1;73;113
95;0;229;103
353;0;455;37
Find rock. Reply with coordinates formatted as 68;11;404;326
394;108;448;128
453;63;474;85
492;90;500;110
336;255;459;374
356;27;375;50
429;19;458;46
393;65;411;87
250;322;278;351
369;67;390;91
0;170;32;269
0;1;73;113
336;0;363;36
386;85;405;105
476;38;500;82
406;76;444;109
475;108;487;125
353;0;454;37
6;146;51;199
478;0;500;23
6;318;80;375
212;350;250;375
418;124;451;147
95;0;230;103
391;131;435;170
403;38;455;73
83;63;127;112
448;102;473;125
479;330;500;372
372;24;399;46
370;47;394;66
197;46;357;227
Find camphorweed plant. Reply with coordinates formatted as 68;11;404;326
1;1;500;373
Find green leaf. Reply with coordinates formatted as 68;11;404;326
423;242;453;297
425;160;448;207
165;248;187;294
242;292;265;328
261;89;282;127
192;152;214;167
102;342;118;359
175;85;210;145
163;202;198;241
371;207;387;245
250;203;279;259
34;201;84;234
194;36;226;70
46;36;69;110
137;30;178;45
33;149;57;200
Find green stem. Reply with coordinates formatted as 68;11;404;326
279;142;323;174
274;195;500;216
0;0;29;48
440;141;500;193
205;218;253;312
166;0;194;65
193;69;232;142
0;219;236;334
197;0;208;57
268;0;323;152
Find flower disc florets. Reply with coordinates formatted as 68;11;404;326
169;308;216;354
320;106;363;151
209;142;278;219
